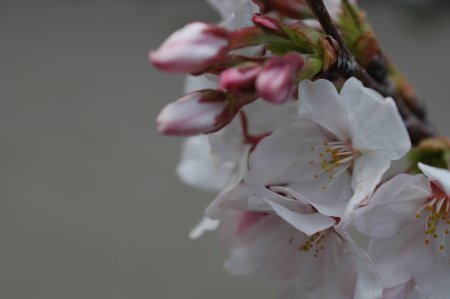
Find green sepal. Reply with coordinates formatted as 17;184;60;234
281;25;322;55
296;57;323;81
408;145;450;173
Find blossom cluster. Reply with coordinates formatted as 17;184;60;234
150;1;450;298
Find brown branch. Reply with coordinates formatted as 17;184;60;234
342;0;427;121
305;0;437;145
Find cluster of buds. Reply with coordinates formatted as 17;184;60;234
150;8;346;136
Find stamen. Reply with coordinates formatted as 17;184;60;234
311;140;359;189
417;184;450;253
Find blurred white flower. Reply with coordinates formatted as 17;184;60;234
218;210;383;299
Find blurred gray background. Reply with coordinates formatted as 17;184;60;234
0;0;450;298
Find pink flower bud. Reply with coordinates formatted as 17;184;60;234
156;90;234;136
252;14;287;37
256;53;304;104
149;22;229;74
218;64;261;93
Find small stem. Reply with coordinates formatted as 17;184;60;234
305;0;354;76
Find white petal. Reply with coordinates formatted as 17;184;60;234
382;280;415;299
340;78;410;159
208;116;244;163
367;224;421;289
242;100;297;135
298;79;351;141
342;152;391;225
184;74;217;93
249;119;324;183
204;146;251;218
189;216;220;239
176;135;236;191
271;183;351;219
343;232;384;299
407;233;450;299
219;214;320;283
418;162;450;195
208;0;258;30
353;174;431;238
305;232;382;299
206;0;249;19
406;287;425;299
249;124;299;178
265;199;335;236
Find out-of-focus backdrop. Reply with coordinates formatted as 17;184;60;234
1;0;450;298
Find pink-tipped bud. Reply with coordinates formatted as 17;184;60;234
149;22;229;74
256;53;304;104
218;64;262;93
156;90;234;136
252;14;287;37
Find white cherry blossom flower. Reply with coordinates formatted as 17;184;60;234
176;98;297;238
218;207;383;299
353;165;450;299
296;78;410;222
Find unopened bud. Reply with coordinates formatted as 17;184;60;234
150;22;229;74
156;90;234;136
252;14;287;37
256;53;304;104
219;64;261;94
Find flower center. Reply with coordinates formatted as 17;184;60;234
288;230;331;258
416;183;450;250
310;141;359;189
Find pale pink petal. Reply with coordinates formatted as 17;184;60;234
382;280;415;299
189;216;220;239
298;79;352;141
418;162;450;195
367;225;420;289
342;151;391;225
205;146;251;218
176;135;236;191
208;116;244;163
249;119;324;182
344;232;384;299
265;199;335;236
407;233;450;299
184;74;217;93
353;174;431;238
206;0;250;19
340;78;410;159
271;183;351;219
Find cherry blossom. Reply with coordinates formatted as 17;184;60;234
353;165;450;299
296;78;411;222
217;199;383;299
